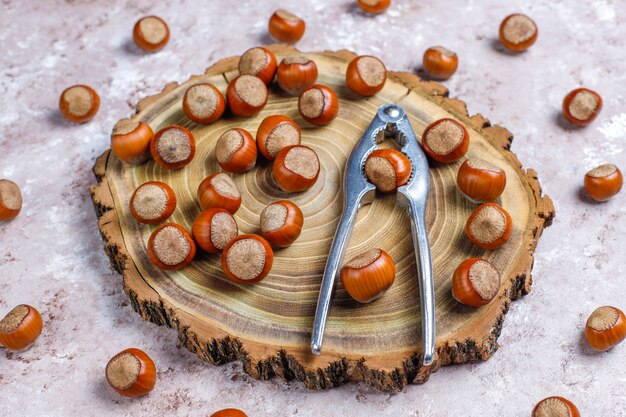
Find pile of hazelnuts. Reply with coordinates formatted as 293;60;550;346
120;41;391;287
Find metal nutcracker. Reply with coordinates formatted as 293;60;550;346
310;104;435;366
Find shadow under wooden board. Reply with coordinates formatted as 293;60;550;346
90;44;555;391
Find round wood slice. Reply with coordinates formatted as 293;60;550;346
90;45;554;391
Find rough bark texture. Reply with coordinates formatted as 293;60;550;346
89;45;555;391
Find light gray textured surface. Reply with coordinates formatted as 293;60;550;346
1;0;625;416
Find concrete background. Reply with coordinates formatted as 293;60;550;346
1;0;625;415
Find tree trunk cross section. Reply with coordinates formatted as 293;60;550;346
89;45;554;391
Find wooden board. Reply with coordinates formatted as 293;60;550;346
90;45;554;391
